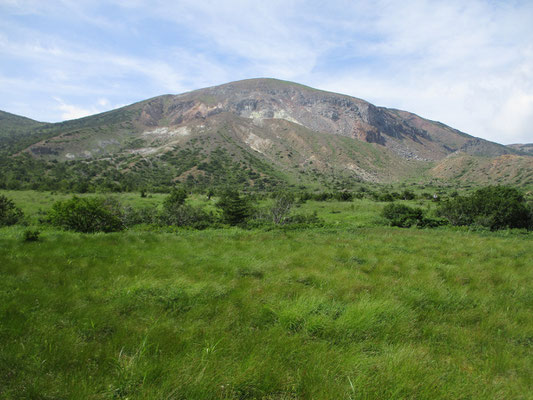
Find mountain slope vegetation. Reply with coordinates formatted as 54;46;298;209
1;78;531;191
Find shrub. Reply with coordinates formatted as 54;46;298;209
122;205;158;226
159;188;215;229
284;211;323;227
313;192;333;202
438;186;532;230
382;203;424;228
334;191;353;202
0;195;24;226
270;192;295;224
163;187;187;209
298;191;313;203
23;229;40;242
401;189;416;200
159;204;215;229
377;192;395;202
48;196;125;233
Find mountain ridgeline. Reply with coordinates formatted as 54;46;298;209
1;78;532;191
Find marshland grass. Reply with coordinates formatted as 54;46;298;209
1;224;531;399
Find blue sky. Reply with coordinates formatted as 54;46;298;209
1;0;532;144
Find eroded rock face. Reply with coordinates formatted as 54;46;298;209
162;79;457;159
18;78;525;184
90;78;496;163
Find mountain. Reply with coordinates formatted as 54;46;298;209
507;143;533;155
0;110;44;133
0;111;48;152
1;78;531;190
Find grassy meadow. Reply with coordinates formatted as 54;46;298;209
1;190;532;399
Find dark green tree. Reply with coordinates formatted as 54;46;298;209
217;190;251;226
0;195;23;226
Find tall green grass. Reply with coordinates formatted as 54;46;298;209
1;226;531;399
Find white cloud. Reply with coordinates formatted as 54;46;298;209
53;97;124;121
53;97;98;120
310;0;533;144
97;98;109;107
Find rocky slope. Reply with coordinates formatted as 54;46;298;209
1;78;531;188
507;143;533;155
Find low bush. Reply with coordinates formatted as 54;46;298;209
371;192;395;202
401;189;416;200
23;229;40;242
297;191;313;203
284;211;323;227
159;204;215;229
48;196;125;233
438;186;532;230
334;191;353;201
122;205;158;226
382;203;425;228
157;188;215;229
313;191;334;202
163;187;187;209
270;192;295;224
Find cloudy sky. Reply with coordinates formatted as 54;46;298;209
1;0;532;144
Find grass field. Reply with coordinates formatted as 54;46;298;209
1;189;532;399
1;218;532;399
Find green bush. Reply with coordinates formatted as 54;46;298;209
438;186;532;230
284;211;323;228
382;203;424;228
23;229;40;242
122;205;158;226
159;188;215;229
313;192;334;201
159;204;215;229
48;196;125;233
373;192;395;202
401;189;416;200
297;191;313;203
334;191;353;201
163;187;187;209
270;192;295;224
0;195;24;226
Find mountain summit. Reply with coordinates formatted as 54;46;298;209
1;78;531;189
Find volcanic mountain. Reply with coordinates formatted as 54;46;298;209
1;78;531;189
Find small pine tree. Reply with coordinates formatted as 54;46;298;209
217;190;251;226
0;195;24;226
